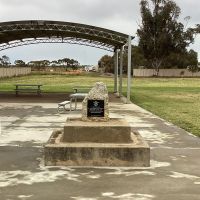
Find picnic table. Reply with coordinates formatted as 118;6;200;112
57;93;88;113
15;84;43;96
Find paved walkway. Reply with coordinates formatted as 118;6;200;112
0;96;200;200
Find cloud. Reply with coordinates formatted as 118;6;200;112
0;0;199;63
0;0;198;30
176;0;200;24
0;0;140;32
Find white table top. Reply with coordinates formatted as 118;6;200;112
70;93;88;99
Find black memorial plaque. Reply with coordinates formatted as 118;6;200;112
87;100;104;117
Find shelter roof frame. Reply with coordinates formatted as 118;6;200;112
0;20;134;103
0;20;134;52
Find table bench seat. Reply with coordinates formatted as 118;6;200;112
57;101;71;112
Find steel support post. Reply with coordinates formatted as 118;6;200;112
119;46;123;97
114;49;119;93
127;36;132;103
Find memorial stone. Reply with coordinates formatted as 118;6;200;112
82;82;109;121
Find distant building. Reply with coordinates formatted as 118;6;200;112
84;65;98;72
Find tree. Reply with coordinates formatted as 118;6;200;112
186;50;199;74
27;60;50;71
0;58;2;67
56;58;79;70
186;50;198;67
0;55;11;66
98;46;147;74
123;45;147;74
162;49;198;69
193;24;200;34
98;55;114;73
61;58;71;66
51;60;59;66
14;60;26;66
188;65;199;75
137;0;194;75
42;60;50;66
58;59;65;66
69;59;79;70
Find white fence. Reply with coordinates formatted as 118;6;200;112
133;69;200;77
0;67;31;78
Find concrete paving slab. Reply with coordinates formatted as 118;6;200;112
0;95;200;199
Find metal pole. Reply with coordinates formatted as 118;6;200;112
114;49;119;93
119;46;123;97
127;36;132;103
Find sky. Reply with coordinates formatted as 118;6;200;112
0;0;199;65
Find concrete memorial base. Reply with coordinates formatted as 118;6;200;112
44;118;150;167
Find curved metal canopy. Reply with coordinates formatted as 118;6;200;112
0;20;133;52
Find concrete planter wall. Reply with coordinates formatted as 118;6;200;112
133;69;200;77
0;67;31;78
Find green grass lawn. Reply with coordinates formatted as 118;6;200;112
131;78;200;137
0;73;114;93
0;73;200;137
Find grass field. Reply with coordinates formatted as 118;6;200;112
132;78;200;137
0;73;200;137
0;73;114;92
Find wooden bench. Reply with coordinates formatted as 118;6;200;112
15;84;43;96
57;100;71;113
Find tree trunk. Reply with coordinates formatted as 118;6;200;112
152;58;162;76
